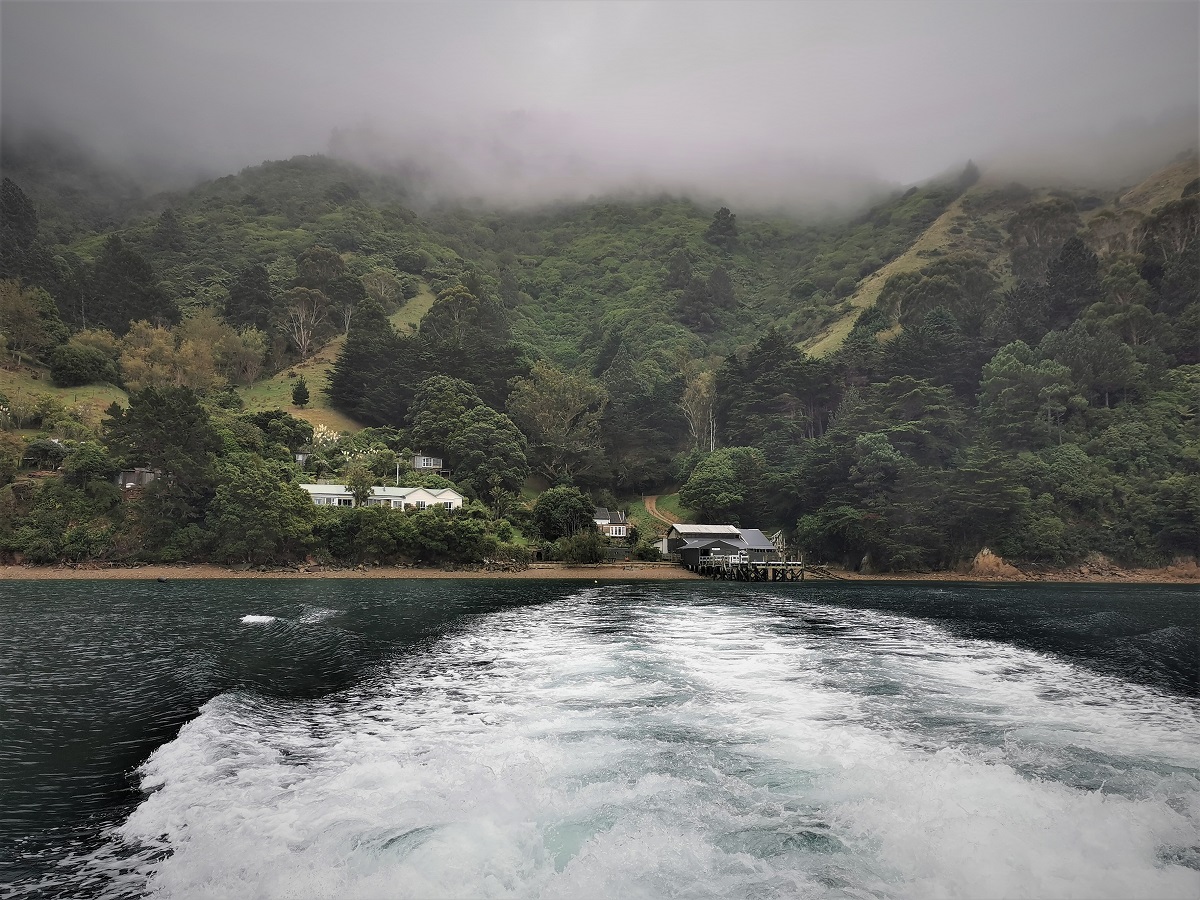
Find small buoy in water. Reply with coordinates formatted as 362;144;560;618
156;576;168;583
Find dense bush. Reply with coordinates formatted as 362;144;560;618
50;342;120;386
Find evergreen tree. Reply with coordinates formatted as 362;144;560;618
707;266;736;309
445;405;529;506
705;207;738;250
327;298;401;420
532;485;595;540
664;250;692;290
294;244;345;288
0;177;38;281
206;458;314;563
292;377;310;408
408;376;483;456
1045;236;1101;329
224;265;275;332
987;281;1051;347
103;386;223;549
151;208;186;252
677;275;716;332
89;236;177;333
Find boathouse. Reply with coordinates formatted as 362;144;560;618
662;523;778;567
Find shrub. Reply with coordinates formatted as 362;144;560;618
554;529;605;563
833;276;859;299
633;543;662;561
49;343;119;387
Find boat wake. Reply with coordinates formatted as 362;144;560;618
62;590;1200;898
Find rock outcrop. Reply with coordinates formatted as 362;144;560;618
1165;557;1200;580
969;547;1026;580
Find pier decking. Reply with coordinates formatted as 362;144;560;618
689;560;848;582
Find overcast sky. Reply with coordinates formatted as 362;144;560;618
2;1;1197;207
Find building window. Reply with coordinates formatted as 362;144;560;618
337;498;353;507
443;501;453;509
416;501;427;510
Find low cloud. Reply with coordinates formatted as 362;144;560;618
2;1;1196;210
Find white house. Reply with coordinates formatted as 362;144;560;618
299;483;464;510
593;507;629;539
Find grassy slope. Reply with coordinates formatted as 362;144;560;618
236;337;361;433
801;155;1200;360
389;285;435;335
625;497;660;537
624;493;693;539
237;284;435;432
799;176;1101;358
653;493;693;524
1116;153;1198;214
801;192;998;357
0;362;128;427
1;283;436;435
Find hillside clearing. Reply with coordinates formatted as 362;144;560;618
1117;153;1199;214
238;284;435;432
802;194;976;357
0;363;127;427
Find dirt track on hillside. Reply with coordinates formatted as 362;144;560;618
643;495;679;525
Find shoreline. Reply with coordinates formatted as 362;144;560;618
1;561;1196;584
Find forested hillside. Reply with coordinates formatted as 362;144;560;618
1;136;1196;571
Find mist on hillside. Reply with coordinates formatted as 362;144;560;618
2;1;1197;212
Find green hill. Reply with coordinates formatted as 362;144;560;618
28;151;968;365
2;137;1196;573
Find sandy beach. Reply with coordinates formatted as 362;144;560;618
0;561;704;581
1;561;1196;584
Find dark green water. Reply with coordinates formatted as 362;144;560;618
1;580;1197;898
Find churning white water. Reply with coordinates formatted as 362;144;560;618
96;589;1199;899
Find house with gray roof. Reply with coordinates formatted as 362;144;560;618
593;507;630;539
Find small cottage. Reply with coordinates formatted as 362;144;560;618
114;467;159;489
411;453;451;477
593;507;629;539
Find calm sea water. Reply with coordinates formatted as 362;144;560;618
1;579;1197;899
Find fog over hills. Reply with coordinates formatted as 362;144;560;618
2;1;1197;210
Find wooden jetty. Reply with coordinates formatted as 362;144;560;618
690;559;848;582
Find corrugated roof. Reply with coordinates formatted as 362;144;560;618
669;524;741;536
299;484;463;500
678;531;776;552
737;529;777;551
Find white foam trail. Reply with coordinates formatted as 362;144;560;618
99;593;1199;899
239;615;277;625
297;608;340;624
